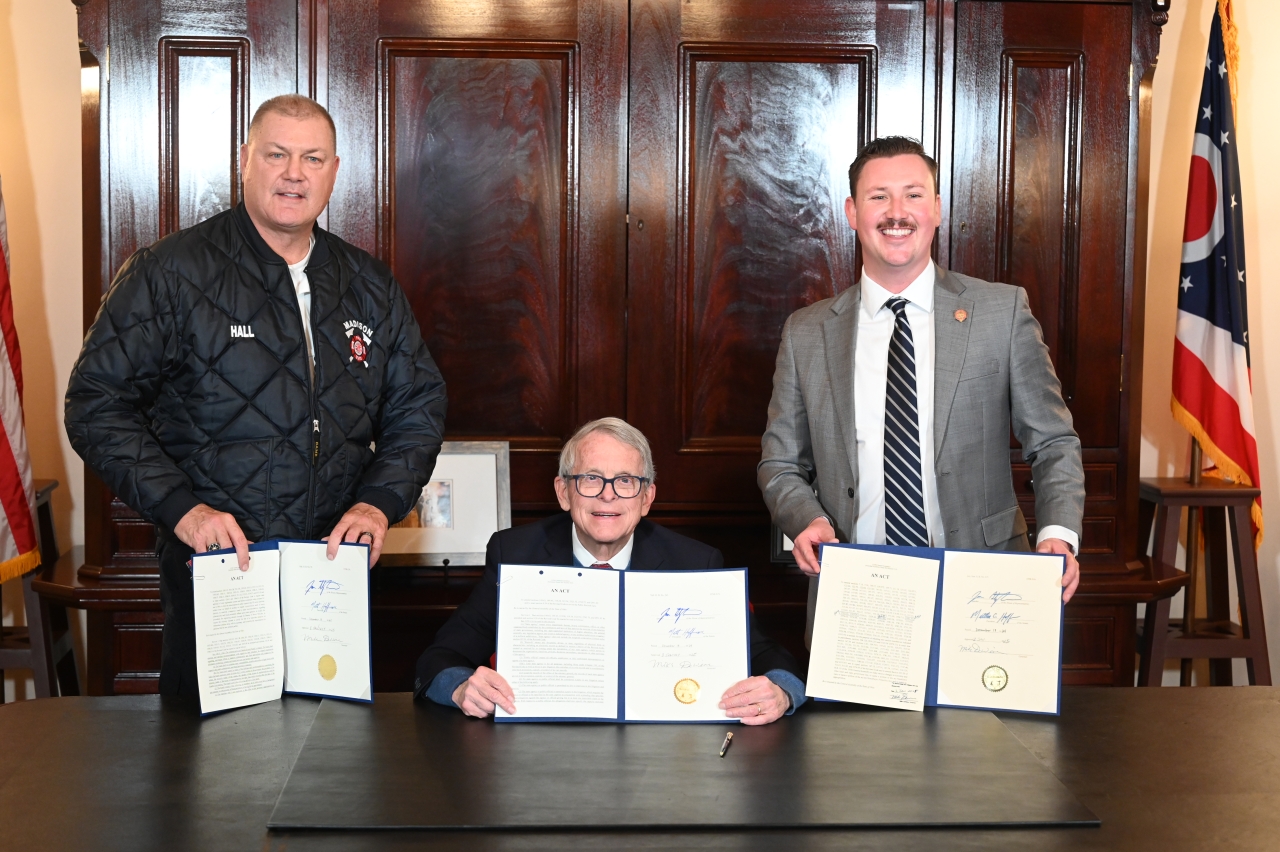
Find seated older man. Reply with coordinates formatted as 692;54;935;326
414;417;806;724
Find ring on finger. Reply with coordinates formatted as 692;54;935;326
207;542;221;552
357;531;374;544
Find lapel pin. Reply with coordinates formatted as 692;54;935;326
954;309;968;323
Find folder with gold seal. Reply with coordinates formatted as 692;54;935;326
806;544;1064;716
493;564;750;722
191;540;372;715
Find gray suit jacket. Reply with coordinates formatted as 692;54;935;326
758;264;1084;553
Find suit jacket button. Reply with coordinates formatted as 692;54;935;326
847;487;855;498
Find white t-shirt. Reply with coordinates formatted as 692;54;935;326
287;235;317;374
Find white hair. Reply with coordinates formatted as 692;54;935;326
558;417;656;482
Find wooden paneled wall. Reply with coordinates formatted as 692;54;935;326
75;0;1166;690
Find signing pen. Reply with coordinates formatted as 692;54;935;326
719;731;734;758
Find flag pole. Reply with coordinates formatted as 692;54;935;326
1181;438;1203;684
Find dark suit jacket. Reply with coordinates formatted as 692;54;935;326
414;512;802;696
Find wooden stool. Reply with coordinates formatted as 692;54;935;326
1137;477;1270;686
0;480;80;700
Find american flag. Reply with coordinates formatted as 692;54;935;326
1171;5;1261;545
0;173;42;583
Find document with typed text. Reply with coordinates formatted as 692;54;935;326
805;547;939;711
495;564;621;721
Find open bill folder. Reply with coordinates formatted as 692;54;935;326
191;540;372;715
494;564;750;722
806;544;1064;715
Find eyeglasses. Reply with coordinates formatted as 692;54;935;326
565;474;649;499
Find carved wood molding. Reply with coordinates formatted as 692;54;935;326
995;48;1085;406
158;37;250;237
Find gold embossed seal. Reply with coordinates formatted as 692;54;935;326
673;678;700;704
982;665;1008;692
318;654;338;681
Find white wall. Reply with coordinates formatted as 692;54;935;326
1142;0;1280;683
2;1;1279;700
0;0;85;702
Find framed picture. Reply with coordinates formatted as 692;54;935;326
770;524;798;567
380;441;511;567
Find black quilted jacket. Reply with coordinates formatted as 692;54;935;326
65;203;447;542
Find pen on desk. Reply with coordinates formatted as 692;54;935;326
719;732;733;758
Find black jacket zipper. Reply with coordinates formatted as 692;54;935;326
301;264;321;541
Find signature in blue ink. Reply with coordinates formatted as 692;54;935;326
310;601;338;613
657;606;703;624
969;609;1020;625
967;591;1023;606
668;627;705;639
304;579;343;596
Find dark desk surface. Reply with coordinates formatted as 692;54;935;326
3;688;1279;850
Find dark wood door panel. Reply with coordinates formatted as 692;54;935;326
950;1;1131;450
629;0;928;507
685;48;871;444
325;1;628;510
384;42;574;440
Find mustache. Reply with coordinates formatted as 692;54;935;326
877;218;916;229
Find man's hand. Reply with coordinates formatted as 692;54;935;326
1038;538;1080;603
174;504;251;570
324;502;390;565
792;516;838;576
719;676;791;725
452;666;516;718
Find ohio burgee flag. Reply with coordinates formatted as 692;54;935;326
1171;3;1261;546
0;174;42;582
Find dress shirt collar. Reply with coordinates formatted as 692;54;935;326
571;523;635;570
860;262;936;319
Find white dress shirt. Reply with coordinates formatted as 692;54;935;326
852;265;1078;552
854;266;943;546
571;524;635;569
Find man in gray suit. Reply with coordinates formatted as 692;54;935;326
759;136;1083;602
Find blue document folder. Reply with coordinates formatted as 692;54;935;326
816;543;1064;716
193;539;373;716
494;565;752;723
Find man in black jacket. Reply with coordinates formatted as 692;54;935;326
65;95;447;696
415;418;805;725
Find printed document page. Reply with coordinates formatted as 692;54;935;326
495;564;620;720
805;546;939;711
935;550;1063;714
622;569;750;722
192;547;284;714
278;541;372;701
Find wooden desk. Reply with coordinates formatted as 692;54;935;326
2;688;1278;850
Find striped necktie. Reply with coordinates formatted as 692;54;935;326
883;297;929;546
